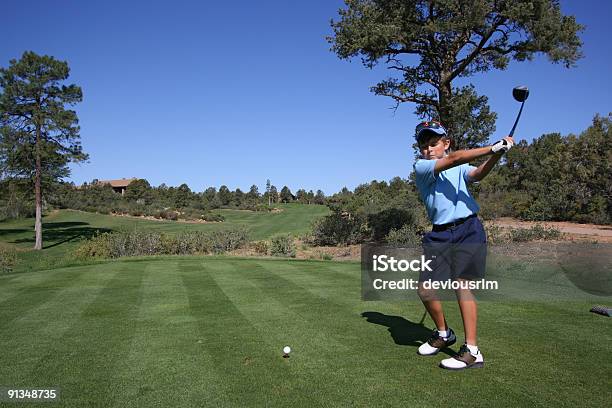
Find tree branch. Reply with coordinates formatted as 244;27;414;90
446;17;506;84
376;91;437;107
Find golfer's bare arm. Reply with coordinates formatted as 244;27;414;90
468;153;502;182
434;136;514;179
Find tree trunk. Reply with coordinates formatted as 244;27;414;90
34;125;43;250
438;78;454;148
438;81;453;130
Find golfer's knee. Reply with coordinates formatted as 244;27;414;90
418;285;437;301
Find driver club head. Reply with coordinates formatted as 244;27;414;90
513;85;529;102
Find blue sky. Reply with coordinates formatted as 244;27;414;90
1;1;610;194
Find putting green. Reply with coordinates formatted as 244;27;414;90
0;257;609;407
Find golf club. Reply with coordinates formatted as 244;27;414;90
509;85;529;137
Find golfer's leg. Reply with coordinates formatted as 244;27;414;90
457;291;477;345
422;298;447;330
418;282;446;329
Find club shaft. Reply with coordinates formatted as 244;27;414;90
509;101;525;137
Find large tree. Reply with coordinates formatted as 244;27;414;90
280;186;294;203
0;51;87;249
328;0;583;148
218;185;232;206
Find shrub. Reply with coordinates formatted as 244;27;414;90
251;240;269;255
207;228;251;254
311;212;368;246
202;212;225;222
319;252;333;261
485;224;506;244
485;224;562;244
367;208;417;242
156;210;178;221
73;232;113;259
508;224;562;242
270;234;296;257
0;245;18;273
177;208;198;220
166;232;207;255
255;204;274;212
385;224;421;246
74;227;250;259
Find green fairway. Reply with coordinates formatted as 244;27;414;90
0;257;609;407
0;204;329;272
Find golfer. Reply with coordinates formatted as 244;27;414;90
412;120;513;370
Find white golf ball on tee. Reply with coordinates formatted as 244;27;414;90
283;346;291;354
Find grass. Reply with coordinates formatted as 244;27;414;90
0;256;610;407
0;204;329;272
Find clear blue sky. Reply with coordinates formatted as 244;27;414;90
1;1;610;194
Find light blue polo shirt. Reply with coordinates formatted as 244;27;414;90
413;159;480;225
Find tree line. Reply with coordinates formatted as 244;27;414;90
0;177;327;221
0;1;594;249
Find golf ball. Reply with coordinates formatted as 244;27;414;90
283;346;291;354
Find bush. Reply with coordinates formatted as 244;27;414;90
485;224;506;244
74;227;250;259
207;228;251;254
202;212;225;222
129;208;144;217
508;224;562;242
269;234;296;257
319;252;333;261
0;245;18;273
251;240;269;255
156;210;178;220
255;204;274;212
311;212;368;246
164;232;206;255
367;208;417;242
385;224;421;245
178;207;204;220
73;232;114;258
485;224;562;244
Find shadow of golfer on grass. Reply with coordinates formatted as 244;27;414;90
361;311;455;357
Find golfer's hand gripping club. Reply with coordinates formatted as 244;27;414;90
491;137;514;154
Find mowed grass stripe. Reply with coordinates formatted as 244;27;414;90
0;268;92;330
206;260;353;353
224;260;576;407
220;259;458;406
20;264;144;407
179;259;299;407
0;265;91;302
110;260;231;408
284;261;361;307
282;261;609;404
230;260;399;355
474;302;611;407
207;261;367;407
0;264;123;378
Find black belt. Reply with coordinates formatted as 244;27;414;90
432;214;477;232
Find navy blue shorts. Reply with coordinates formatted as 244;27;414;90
419;216;487;282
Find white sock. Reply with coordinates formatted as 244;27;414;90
437;329;448;338
466;344;479;355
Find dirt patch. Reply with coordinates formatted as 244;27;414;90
227;242;361;262
296;244;361;261
486;218;612;243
